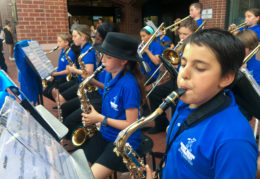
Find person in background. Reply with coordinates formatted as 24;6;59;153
90;25;96;43
43;33;77;101
3;20;14;61
96;18;104;28
229;8;260;39
189;2;203;27
157;29;172;50
70;17;80;33
146;18;197;134
139;25;164;82
236;29;260;85
0;26;7;72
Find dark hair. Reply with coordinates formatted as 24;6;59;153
179;18;198;32
98;18;103;22
74;24;91;41
236;29;259;50
5;20;10;25
96;22;118;40
182;28;245;77
124;61;146;106
190;2;203;13
246;8;260;25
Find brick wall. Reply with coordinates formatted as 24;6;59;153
15;0;69;46
199;0;227;28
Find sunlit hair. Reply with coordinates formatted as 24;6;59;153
58;33;72;44
236;29;259;50
74;24;91;41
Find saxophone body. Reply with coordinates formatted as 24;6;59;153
78;47;98;92
113;88;186;178
71;65;104;146
65;47;78;81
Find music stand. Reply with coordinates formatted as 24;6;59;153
0;97;93;179
15;40;56;105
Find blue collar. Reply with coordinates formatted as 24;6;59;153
103;70;124;97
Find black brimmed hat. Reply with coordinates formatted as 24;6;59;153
94;32;141;62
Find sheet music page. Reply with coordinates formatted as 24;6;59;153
21;41;55;80
0;97;79;179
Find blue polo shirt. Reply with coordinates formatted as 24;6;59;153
56;48;77;79
100;70;141;150
196;18;203;27
141;40;163;79
157;35;172;49
78;43;97;82
162;90;257;179
239;24;260;40
247;54;260;84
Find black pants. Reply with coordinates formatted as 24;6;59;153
61;91;102;139
43;78;67;101
148;77;177;130
0;40;7;72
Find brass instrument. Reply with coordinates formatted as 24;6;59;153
45;46;59;55
138;23;165;56
65;47;78;81
114;88;186;179
229;22;246;33
145;40;183;97
78;47;97;92
163;15;191;33
195;20;207;32
243;43;260;64
71;65;104;146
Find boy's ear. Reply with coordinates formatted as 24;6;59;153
219;72;236;88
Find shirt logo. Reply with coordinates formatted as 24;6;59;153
61;57;65;62
178;137;196;165
110;96;119;111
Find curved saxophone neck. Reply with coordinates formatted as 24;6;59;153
115;88;186;151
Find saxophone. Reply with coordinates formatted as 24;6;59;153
71;65;104;146
65;47;78;81
78;47;98;92
113;88;186;179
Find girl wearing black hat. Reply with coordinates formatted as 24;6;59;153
81;32;145;178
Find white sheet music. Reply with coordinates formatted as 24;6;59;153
21;41;55;80
0;97;79;179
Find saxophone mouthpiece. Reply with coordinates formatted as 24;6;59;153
176;88;186;97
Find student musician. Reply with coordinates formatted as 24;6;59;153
157;29;172;50
81;32;145;179
236;29;260;84
53;24;97;105
146;18;198;134
189;2;203;27
60;23;118;147
139;26;164;82
230;8;260;39
146;28;257;179
43;33;77;101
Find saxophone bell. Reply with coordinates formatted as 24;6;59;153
71;65;104;146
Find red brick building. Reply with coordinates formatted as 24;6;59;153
0;0;259;49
